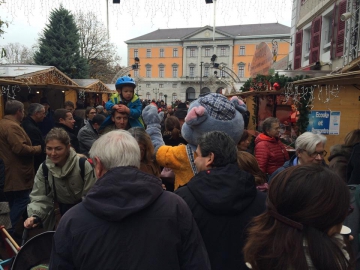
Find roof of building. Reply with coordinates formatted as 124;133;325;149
73;79;99;87
126;23;290;42
0;64;53;77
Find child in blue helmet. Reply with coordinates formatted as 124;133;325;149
100;76;144;130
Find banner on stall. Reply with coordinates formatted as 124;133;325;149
307;110;341;135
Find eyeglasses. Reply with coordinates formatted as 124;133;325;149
307;150;327;158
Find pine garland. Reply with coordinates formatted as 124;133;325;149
242;73;311;134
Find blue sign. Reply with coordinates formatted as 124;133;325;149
307;110;331;134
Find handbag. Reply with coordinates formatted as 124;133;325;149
0;202;12;229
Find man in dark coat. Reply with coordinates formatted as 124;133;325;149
38;97;55;138
64;100;84;136
21;103;46;171
50;130;210;270
175;131;266;270
54;109;79;152
77;114;105;156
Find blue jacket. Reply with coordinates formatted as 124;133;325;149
269;155;298;183
101;93;144;130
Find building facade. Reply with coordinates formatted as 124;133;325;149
289;0;360;71
125;23;290;103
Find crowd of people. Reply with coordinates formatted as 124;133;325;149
0;75;359;269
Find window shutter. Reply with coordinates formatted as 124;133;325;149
330;3;337;60
294;30;303;70
309;16;322;64
336;0;347;57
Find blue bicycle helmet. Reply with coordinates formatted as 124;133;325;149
115;76;136;90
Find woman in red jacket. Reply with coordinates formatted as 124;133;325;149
254;117;289;175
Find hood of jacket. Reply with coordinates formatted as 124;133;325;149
45;148;78;178
255;133;278;144
328;144;353;162
187;163;256;215
83;166;163;222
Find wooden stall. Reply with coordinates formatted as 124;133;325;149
0;65;80;118
293;71;360;155
73;79;113;108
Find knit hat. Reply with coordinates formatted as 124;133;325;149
174;103;188;119
198;93;235;121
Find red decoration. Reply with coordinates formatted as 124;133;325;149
273;82;280;91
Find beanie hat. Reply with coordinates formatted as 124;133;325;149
198;93;235;121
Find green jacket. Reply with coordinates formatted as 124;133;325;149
27;148;96;230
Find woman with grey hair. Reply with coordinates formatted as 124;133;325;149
269;131;327;181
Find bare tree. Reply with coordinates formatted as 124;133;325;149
75;11;121;83
2;43;35;64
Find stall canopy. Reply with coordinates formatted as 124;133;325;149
291;70;360;86
73;79;114;93
0;64;83;90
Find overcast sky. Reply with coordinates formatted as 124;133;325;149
0;0;292;65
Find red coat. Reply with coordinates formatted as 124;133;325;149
254;133;289;175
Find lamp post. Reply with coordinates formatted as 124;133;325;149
164;94;168;105
153;88;159;100
137;85;141;96
200;61;204;93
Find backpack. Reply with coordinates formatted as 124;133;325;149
344;185;360;267
42;157;87;196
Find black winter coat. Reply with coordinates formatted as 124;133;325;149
50;167;211;270
54;123;79;153
21;116;46;171
176;164;266;270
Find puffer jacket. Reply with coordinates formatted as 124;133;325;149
27;148;96;230
254;133;289;175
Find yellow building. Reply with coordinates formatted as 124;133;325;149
125;23;290;103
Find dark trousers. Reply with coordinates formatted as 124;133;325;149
4;189;31;233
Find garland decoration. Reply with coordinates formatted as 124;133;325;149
241;73;312;134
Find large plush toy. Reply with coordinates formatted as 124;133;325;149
142;93;247;190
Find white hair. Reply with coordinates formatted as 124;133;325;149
295;132;327;153
89;130;140;170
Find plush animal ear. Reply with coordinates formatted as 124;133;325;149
185;106;207;126
230;96;247;113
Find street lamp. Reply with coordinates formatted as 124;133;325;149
164;94;168;105
136;85;141;96
153;88;159;100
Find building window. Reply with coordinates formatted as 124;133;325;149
159;92;163;100
205;48;210;57
172;66;178;77
172;93;177;102
146;92;151;99
204;66;209;77
159;84;164;88
172;83;177;88
190;48;196;57
189;66;195;77
146;65;152;77
134;70;139;77
173;48;178;57
160;48;164;57
238;64;245;78
146;49;151;58
159;65;165;78
220;69;225;77
134;49;138;58
146;83;151;88
239;46;245;55
220;47;226;56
